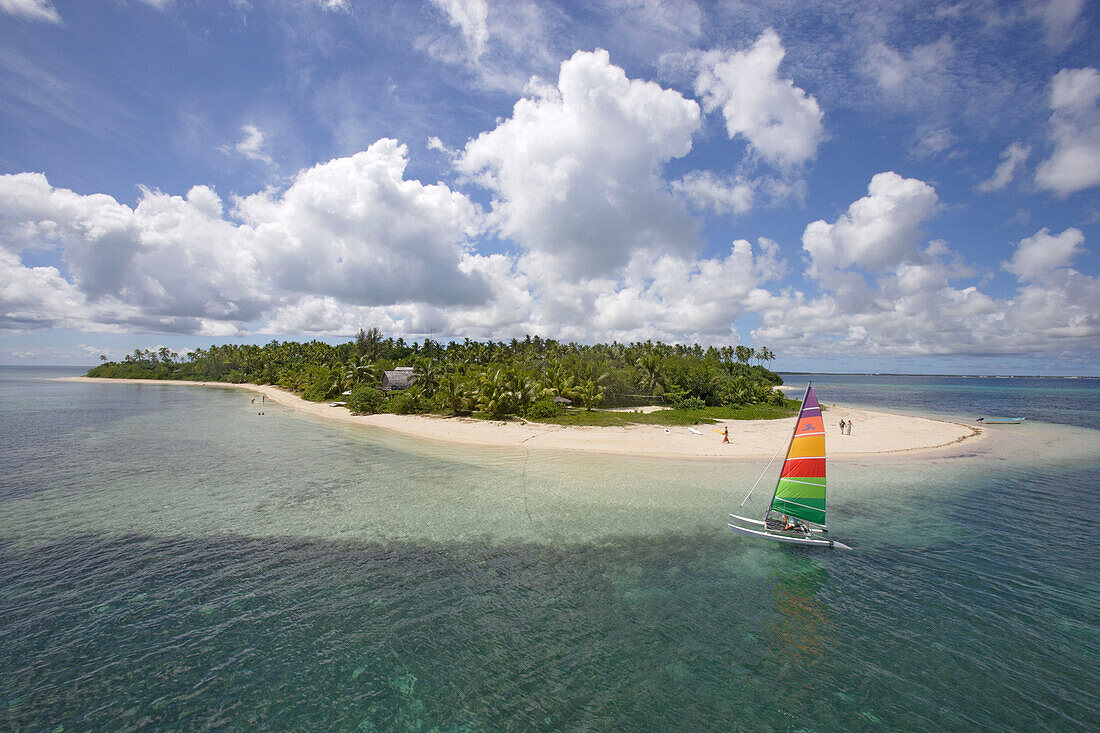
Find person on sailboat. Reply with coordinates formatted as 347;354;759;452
782;515;808;533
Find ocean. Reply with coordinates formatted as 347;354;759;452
1;367;1097;731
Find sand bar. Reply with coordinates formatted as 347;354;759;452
61;377;983;460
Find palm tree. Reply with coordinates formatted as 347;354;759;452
413;357;442;398
436;374;472;415
507;369;539;410
339;355;378;388
342;362;361;390
476;369;513;417
725;377;754;406
575;380;605;410
753;382;778;404
635;354;664;397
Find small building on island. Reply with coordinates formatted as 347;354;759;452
381;366;417;391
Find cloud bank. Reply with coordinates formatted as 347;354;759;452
1;34;1097;365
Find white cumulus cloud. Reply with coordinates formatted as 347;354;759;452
1035;67;1100;197
749;177;1099;358
0;140;492;335
1002;226;1085;281
802;171;939;279
695;29;824;167
672;170;754;216
459;48;701;277
236;138;488;308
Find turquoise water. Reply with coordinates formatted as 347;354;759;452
1;368;1098;730
779;373;1100;430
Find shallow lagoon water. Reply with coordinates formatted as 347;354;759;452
1;368;1097;730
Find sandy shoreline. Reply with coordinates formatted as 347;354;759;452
60;376;983;460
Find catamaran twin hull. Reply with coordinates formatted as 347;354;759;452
727;514;851;549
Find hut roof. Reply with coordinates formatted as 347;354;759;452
381;369;418;391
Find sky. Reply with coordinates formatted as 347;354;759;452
0;0;1097;375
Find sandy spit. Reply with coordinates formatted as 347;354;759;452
60;377;983;460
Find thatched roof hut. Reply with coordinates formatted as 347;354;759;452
381;366;417;391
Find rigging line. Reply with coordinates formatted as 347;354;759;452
521;443;533;526
739;437;786;507
519;432;549;526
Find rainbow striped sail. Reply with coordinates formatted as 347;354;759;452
769;385;827;526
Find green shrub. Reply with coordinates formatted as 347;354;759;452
347;385;384;414
523;398;562;419
383;391;422;415
301;380;336;401
674;395;707;410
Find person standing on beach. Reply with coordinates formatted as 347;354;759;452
846;419;853;435
722;426;729;443
839;419;846;434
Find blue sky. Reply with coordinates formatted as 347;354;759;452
1;0;1097;374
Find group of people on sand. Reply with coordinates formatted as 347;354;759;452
721;418;852;445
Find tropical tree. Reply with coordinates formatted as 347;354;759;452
412;357;442;398
635;354;665;396
575;380;605;410
436;374;473;415
507;369;540;411
476;368;514;417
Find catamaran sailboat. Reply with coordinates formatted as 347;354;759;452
728;383;851;549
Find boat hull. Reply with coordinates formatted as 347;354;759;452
728;514;827;533
727;521;851;549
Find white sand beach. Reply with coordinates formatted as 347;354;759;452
62;377;983;459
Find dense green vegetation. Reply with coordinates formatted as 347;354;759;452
87;329;791;421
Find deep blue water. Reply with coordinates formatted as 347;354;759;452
1;367;1097;731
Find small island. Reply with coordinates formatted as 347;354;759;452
86;329;794;425
79;330;981;458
